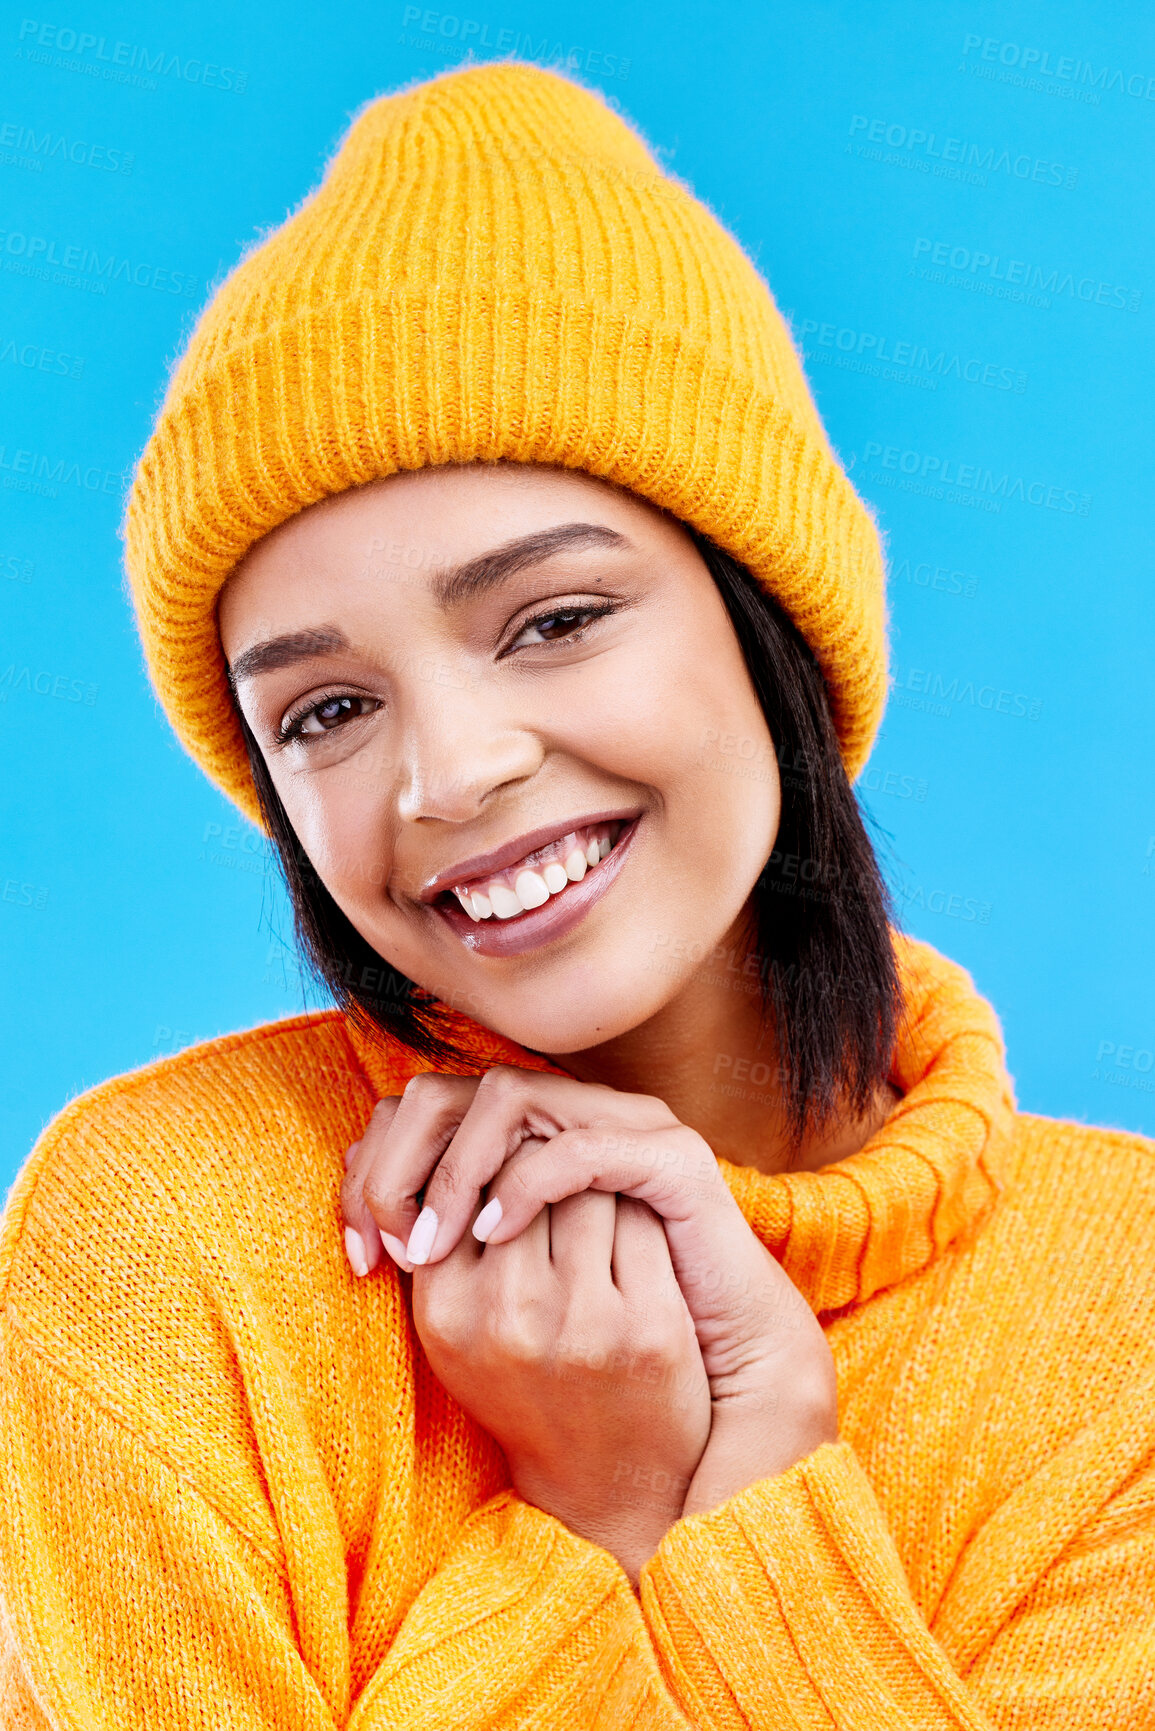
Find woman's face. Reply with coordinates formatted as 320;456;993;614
218;463;781;1055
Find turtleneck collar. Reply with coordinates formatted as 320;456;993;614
343;934;1015;1315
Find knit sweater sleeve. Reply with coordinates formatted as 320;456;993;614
638;1438;1155;1729
0;1321;687;1731
0;1320;344;1731
351;1491;690;1729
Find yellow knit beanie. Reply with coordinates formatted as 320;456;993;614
123;60;888;829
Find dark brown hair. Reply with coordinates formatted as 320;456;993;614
233;528;902;1144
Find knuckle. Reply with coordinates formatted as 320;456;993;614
339;1167;367;1217
557;1335;610;1373
502;1160;544;1209
623;1312;672;1360
426;1156;468;1202
363;1172;407;1220
477;1063;524;1099
561;1126;601;1165
427;1170;464;1211
401;1071;456;1102
491;1302;546;1365
557;1303;613;1364
413;1291;464;1356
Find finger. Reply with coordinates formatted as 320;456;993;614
547;1189;617;1288
477;1121;724;1244
341;1104;402;1275
468;1123;799;1369
347;1073;483;1260
409;1191;494;1345
415;1189;552;1337
610;1197;682;1307
612;1200;707;1412
482;1198;553;1340
429;1192;490;1272
491;1191;552;1270
339;1133;389;1276
340;1135;392;1278
413;1064;677;1265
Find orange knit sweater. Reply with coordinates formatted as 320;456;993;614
1;934;1153;1728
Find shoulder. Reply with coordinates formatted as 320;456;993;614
980;1108;1155;1331
1003;1107;1155;1216
0;1011;420;1559
21;1008;360;1146
0;1010;391;1310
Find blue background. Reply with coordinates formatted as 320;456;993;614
3;0;1153;1181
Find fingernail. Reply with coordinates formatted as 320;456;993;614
472;1198;503;1242
380;1232;416;1273
406;1206;438;1266
344;1140;361;1172
344;1225;369;1277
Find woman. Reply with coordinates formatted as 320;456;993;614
1;60;1152;1731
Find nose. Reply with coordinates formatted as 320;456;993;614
393;678;545;825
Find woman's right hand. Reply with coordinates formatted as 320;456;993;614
342;1066;836;1564
410;1154;712;1586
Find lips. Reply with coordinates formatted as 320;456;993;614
430;813;644;958
448;820;627;920
419;807;643;905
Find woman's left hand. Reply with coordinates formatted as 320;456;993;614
342;1065;838;1518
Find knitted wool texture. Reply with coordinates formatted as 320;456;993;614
122;60;888;829
3;936;1155;1727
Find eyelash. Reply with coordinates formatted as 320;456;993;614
273;600;619;747
508;599;617;652
274;691;378;748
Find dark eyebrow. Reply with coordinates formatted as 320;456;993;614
227;522;631;684
228;627;349;685
429;521;632;608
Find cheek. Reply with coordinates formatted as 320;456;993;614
603;617;777;797
274;761;391;899
560;613;770;773
657;623;781;877
564;615;780;883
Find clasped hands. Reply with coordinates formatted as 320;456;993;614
342;1066;838;1585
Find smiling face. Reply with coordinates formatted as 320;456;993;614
218;461;782;1057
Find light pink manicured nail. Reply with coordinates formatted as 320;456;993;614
472;1198;503;1242
344;1226;369;1277
406;1206;438;1265
380;1232;415;1273
344;1139;362;1171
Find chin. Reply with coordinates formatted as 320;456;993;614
473;972;676;1059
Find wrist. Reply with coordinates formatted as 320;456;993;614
512;1462;691;1586
683;1388;838;1520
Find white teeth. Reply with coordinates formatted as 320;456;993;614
514;869;550;909
447;821;628;920
489;883;523;920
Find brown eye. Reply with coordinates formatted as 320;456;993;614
282;694;378;743
512;604;615;650
534;610;584;640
